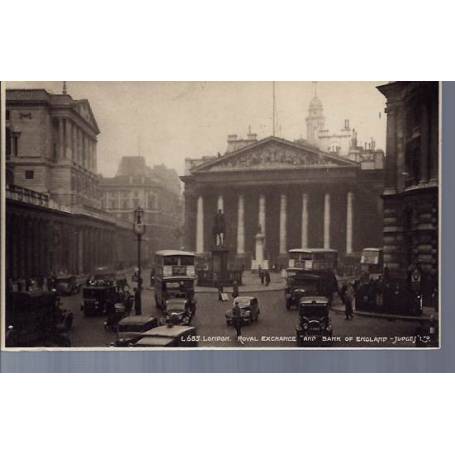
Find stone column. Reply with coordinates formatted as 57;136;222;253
258;194;266;239
384;105;398;194
301;193;308;248
420;101;430;183
93;140;98;173
76;128;80;164
323;193;331;249
78;129;83;166
346;191;354;254
196;195;204;254
65;119;72;159
58;118;64;160
237;194;245;254
72;124;77;162
279;193;287;255
91;140;95;171
217;195;224;212
83;135;88;169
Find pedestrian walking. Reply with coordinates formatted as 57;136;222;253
264;270;271;287
340;283;354;320
134;287;142;315
218;283;224;304
232;281;239;299
232;301;242;339
258;266;264;285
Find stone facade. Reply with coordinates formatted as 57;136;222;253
182;136;384;269
377;82;439;280
5;186;144;279
304;93;384;170
6;89;100;209
5;88;145;279
100;157;183;255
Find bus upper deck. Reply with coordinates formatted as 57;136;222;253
288;248;338;272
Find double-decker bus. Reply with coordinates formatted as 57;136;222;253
154;250;196;311
288;248;338;272
360;248;384;280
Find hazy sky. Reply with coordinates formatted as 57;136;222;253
6;81;387;177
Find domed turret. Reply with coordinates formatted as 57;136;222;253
306;91;325;146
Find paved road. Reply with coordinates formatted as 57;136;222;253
61;282;424;348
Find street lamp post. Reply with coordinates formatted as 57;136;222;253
134;206;146;315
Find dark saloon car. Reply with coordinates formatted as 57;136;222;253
285;269;325;310
296;296;333;347
225;296;260;326
81;285;116;316
55;275;80;296
111;315;159;346
164;297;195;325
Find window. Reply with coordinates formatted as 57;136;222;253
6;128;11;158
6;110;10;120
148;192;157;209
25;170;34;179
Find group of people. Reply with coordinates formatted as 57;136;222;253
7;273;60;294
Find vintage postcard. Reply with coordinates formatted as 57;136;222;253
1;81;440;350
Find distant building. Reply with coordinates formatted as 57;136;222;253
377;82;439;286
100;156;183;254
6;89;101;209
304;93;384;169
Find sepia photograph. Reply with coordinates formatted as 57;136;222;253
2;81;440;349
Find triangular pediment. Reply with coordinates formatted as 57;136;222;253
192;137;357;173
74;100;100;134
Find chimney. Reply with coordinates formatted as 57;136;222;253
371;138;376;150
247;132;258;141
344;119;350;129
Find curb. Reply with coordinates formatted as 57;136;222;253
331;305;436;322
195;286;285;294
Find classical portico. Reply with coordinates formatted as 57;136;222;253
182;136;384;268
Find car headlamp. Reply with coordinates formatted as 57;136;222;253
303;323;309;330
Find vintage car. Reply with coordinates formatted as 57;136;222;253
111;315;160;346
285;269;326;310
93;266;116;285
296;297;333;347
132;324;198;348
55;275;80;296
225;296;260;325
81;284;117;316
163;297;195;326
5;289;73;347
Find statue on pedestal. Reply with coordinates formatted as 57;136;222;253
212;209;226;247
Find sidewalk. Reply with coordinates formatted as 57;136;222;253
331;302;438;322
195;270;286;294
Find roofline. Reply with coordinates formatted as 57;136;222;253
190;136;358;173
6;88;100;135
